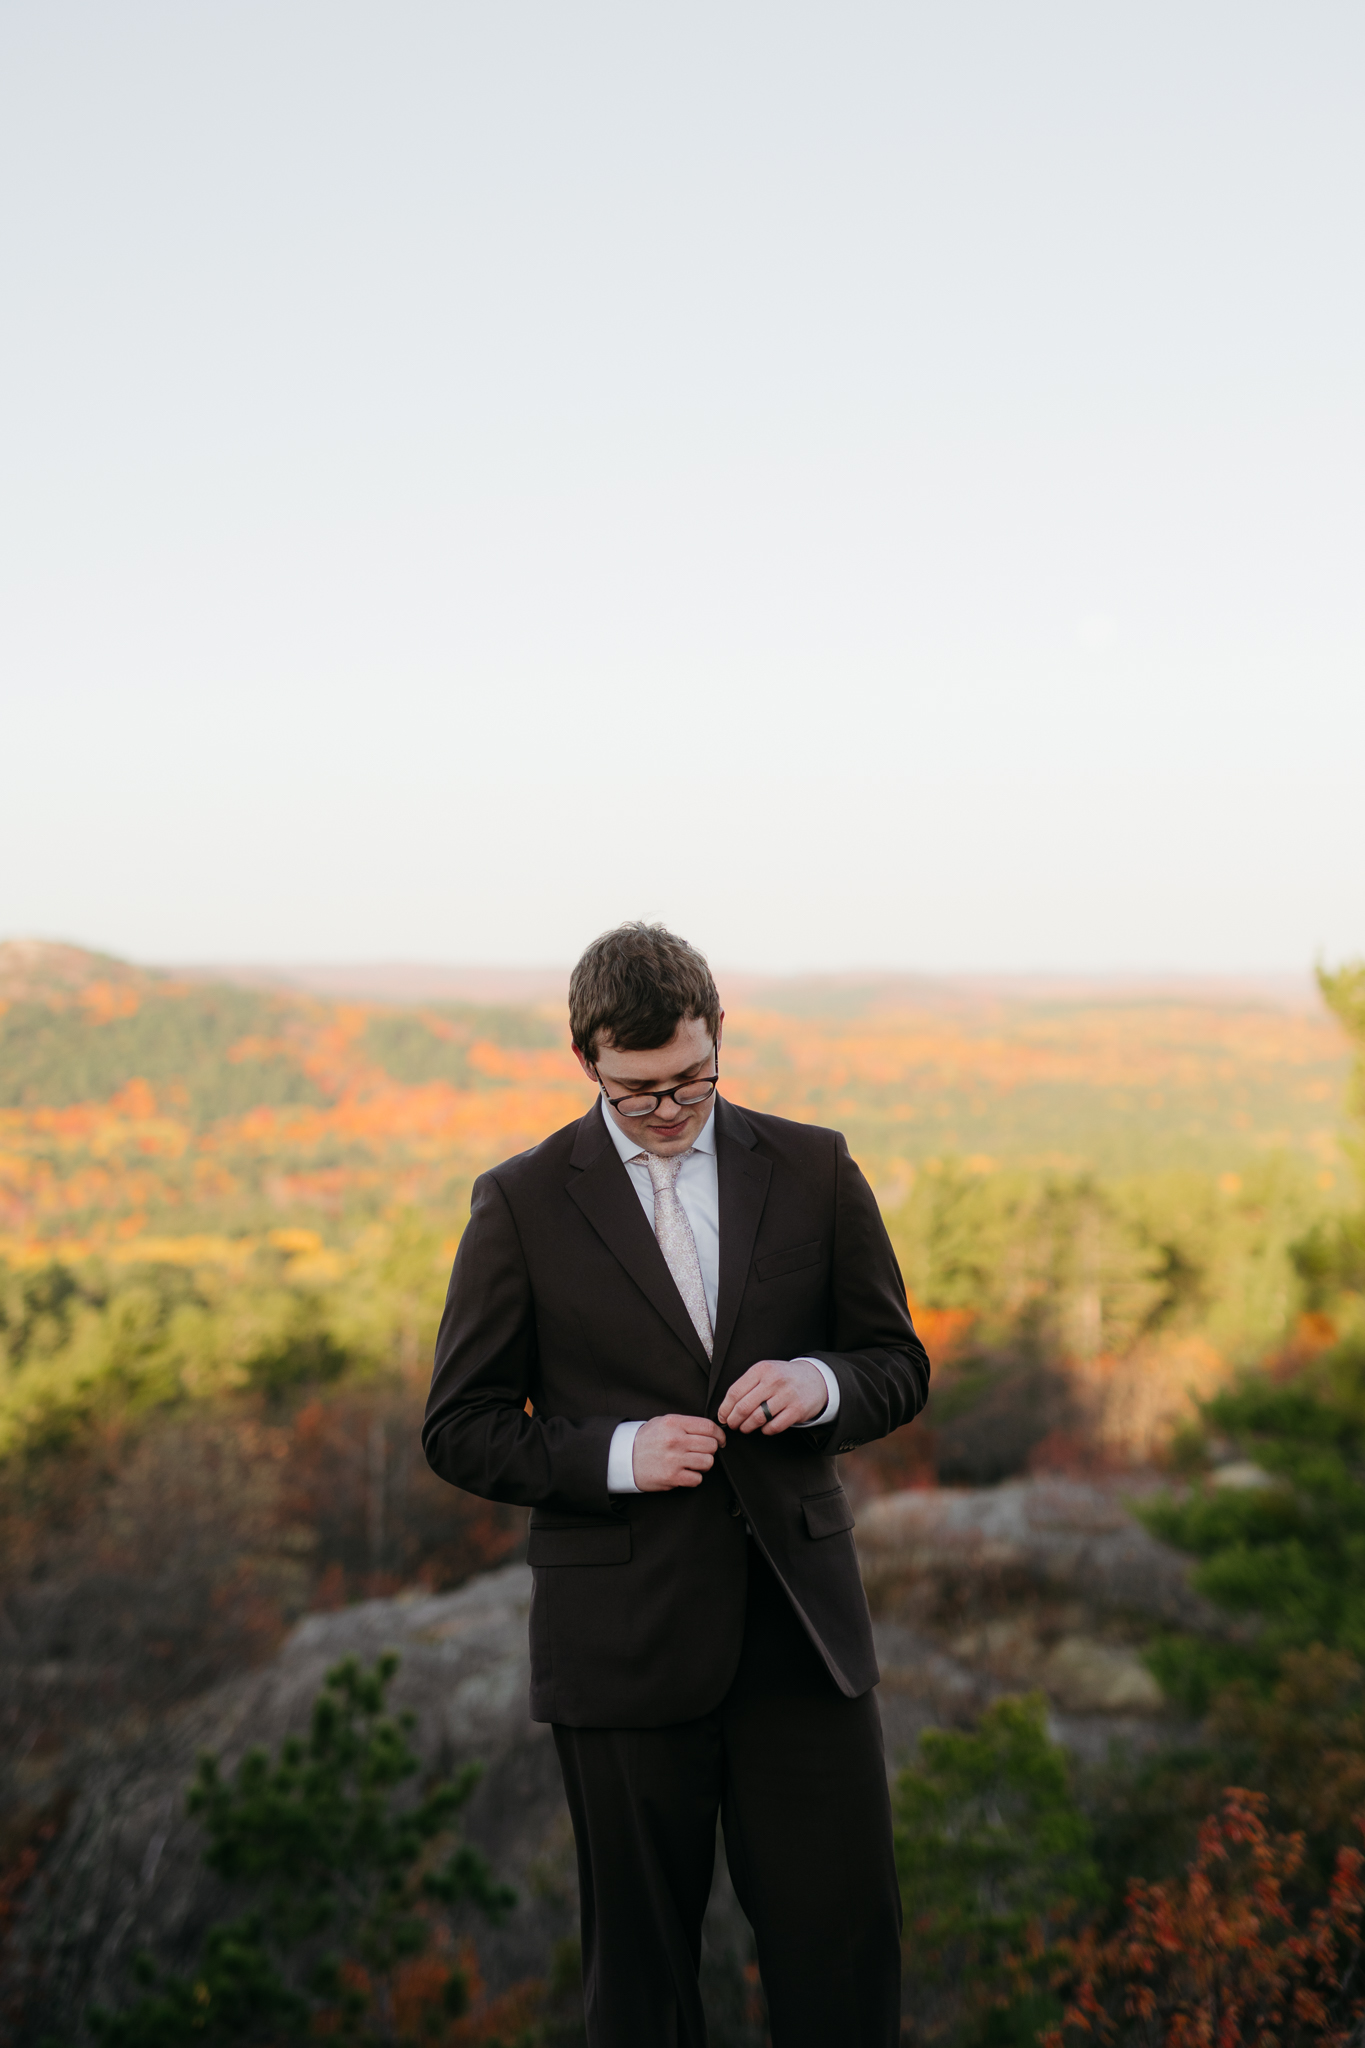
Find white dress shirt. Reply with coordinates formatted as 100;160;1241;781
599;1096;840;1493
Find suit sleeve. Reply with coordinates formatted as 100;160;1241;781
803;1133;930;1453
422;1170;619;1514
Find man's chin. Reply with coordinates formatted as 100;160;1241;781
644;1126;695;1152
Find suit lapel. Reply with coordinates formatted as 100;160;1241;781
708;1096;771;1401
566;1106;712;1379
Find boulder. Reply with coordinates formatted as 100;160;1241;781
856;1476;1218;1631
858;1477;1219;1765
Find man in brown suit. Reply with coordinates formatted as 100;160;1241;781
423;923;930;2047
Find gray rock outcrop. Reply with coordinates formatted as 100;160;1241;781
8;1479;1216;2039
861;1476;1218;1764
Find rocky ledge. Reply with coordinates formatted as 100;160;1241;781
860;1476;1220;1764
8;1479;1215;2038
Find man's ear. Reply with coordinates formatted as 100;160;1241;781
571;1041;596;1083
715;1011;725;1054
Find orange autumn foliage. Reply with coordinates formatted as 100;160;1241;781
907;1295;975;1364
0;978;1348;1268
78;980;141;1024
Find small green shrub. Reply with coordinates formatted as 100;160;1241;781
1136;1349;1365;1708
894;1694;1100;2045
88;1653;515;2046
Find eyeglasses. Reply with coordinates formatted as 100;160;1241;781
594;1050;720;1119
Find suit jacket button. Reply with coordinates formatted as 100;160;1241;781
728;1496;743;1517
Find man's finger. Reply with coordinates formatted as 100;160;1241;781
718;1371;762;1416
732;1376;784;1418
718;1392;760;1426
719;1365;789;1419
659;1415;723;1445
726;1389;766;1426
761;1402;796;1434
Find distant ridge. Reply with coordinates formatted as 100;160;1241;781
170;958;1323;1015
0;939;169;1006
0;941;1323;1017
180;961;573;1005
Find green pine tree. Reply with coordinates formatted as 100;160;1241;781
88;1653;516;2046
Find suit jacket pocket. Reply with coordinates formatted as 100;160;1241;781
801;1485;855;1541
527;1517;632;1567
755;1239;823;1282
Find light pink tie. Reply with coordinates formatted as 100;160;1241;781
638;1151;714;1358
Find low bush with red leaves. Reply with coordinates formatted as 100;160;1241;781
1048;1791;1365;2048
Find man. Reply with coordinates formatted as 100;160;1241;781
423;923;930;2047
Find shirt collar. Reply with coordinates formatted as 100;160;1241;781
599;1093;716;1164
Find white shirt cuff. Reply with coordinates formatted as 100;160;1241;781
793;1358;840;1427
607;1418;645;1493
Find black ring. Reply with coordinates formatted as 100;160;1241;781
760;1399;774;1425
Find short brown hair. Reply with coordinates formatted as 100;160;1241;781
569;922;721;1064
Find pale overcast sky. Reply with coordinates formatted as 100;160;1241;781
1;2;1361;972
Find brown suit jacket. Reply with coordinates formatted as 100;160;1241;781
422;1094;930;1725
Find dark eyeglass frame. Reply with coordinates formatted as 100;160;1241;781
593;1046;720;1119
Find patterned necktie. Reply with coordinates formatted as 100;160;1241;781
638;1151;714;1358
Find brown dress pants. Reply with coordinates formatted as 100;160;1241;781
552;1543;902;2048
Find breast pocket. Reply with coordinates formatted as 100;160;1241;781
754;1239;823;1282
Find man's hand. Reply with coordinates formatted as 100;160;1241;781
718;1359;828;1436
632;1414;726;1491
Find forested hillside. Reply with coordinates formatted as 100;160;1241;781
0;939;1350;1475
